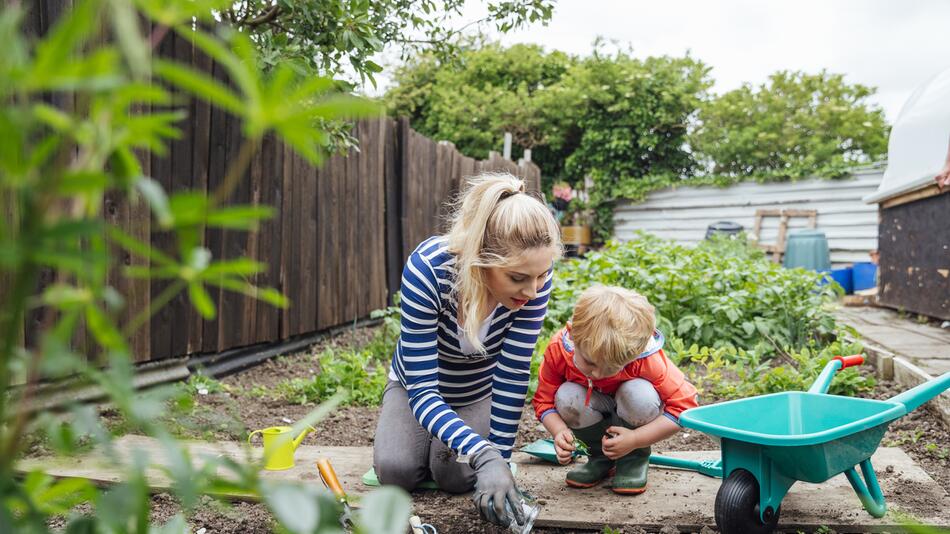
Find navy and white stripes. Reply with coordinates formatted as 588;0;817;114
389;236;552;459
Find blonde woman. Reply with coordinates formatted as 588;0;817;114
373;173;561;527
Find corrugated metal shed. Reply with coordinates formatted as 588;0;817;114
613;169;882;266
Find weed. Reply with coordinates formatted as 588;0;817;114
275;347;388;406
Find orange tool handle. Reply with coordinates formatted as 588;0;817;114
834;354;865;369
317;458;346;499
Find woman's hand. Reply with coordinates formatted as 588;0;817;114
602;426;640;460
470;448;526;526
553;429;575;464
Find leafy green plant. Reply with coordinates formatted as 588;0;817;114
546;233;840;353
526;233;872;401
275;348;389;407
365;293;402;360
0;0;410;532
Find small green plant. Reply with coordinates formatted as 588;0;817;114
366;293;402;360
186;373;229;395
923;443;950;460
275;348;389;406
573;436;590;456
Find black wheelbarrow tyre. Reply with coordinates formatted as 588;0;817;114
715;469;780;534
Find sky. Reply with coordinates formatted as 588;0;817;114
375;0;950;123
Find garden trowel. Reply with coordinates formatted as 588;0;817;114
317;458;354;527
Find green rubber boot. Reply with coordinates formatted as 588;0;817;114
612;445;651;494
565;417;615;488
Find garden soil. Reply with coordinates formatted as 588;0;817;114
41;327;950;533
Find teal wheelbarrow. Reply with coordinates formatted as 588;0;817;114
680;354;950;534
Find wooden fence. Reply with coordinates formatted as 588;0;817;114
15;5;542;363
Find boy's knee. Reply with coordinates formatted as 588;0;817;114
376;458;426;491
616;378;662;427
554;382;589;427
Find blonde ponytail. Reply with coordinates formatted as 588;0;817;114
446;173;562;352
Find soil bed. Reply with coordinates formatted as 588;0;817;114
40;325;950;533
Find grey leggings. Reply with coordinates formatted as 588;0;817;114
373;380;491;493
554;379;662;428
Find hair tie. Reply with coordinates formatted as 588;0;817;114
499;189;521;202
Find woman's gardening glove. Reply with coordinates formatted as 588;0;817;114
470;447;526;526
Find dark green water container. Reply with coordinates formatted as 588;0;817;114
783;229;831;271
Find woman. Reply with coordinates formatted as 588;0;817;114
373;173;561;527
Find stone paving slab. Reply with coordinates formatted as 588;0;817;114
17;436;950;532
836;306;950;376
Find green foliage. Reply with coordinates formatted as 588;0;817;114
386;43;890;242
0;0;408;531
226;0;554;86
386;40;575;175
693;70;889;181
275;347;389;407
527;233;872;401
546;234;840;353
672;338;874;399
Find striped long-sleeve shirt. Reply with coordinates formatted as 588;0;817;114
389;236;553;459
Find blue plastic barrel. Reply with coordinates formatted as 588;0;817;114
852;262;878;291
827;267;854;294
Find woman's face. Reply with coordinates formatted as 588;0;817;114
484;246;556;311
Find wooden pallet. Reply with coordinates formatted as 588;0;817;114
751;208;817;263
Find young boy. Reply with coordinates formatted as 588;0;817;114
532;285;698;494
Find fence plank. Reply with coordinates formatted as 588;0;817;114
255;134;282;342
188;37;213;354
384;119;404;303
279;146;298;338
299;149;318;333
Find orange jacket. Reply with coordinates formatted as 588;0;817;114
532;326;698;424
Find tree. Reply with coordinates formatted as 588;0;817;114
558;49;712;240
386;40;575;175
692;70;890;180
385;41;712;241
223;0;555;85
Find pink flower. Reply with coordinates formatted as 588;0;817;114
552;183;574;202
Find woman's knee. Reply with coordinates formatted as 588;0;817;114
616;378;662;427
375;455;427;491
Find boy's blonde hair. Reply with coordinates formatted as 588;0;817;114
445;173;562;352
571;285;656;369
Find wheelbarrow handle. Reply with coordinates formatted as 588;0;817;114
834;354;865;368
808;354;865;394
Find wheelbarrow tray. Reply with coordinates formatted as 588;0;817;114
680;391;905;483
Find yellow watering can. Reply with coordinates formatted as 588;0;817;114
248;425;315;471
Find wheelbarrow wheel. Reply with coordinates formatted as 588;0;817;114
715;469;780;534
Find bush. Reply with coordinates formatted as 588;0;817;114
529;233;872;400
546;233;840;356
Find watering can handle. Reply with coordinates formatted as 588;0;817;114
834;354;865;369
247;430;262;445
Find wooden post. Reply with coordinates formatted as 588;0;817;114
503;132;512;160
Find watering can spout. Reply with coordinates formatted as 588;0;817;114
292;427;314;450
888;372;950;413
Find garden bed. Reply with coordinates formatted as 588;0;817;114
37;323;948;534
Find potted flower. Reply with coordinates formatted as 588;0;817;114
550;182;591;248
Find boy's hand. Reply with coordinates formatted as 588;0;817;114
602;426;639;460
553;429;575;464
